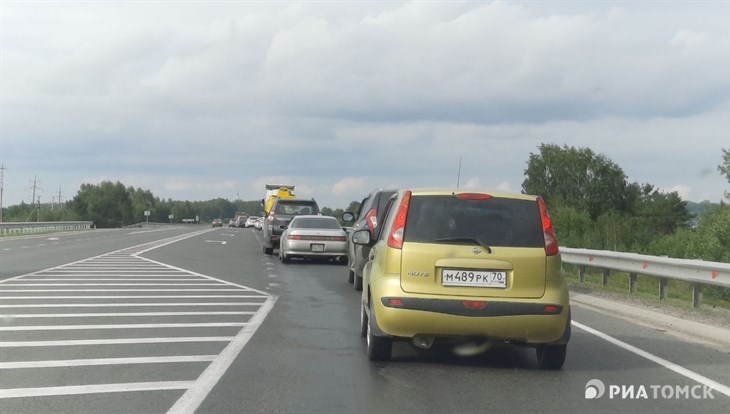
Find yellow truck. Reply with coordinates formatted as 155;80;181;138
261;185;296;216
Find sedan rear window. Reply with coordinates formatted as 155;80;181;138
404;196;543;247
274;201;319;215
291;217;342;229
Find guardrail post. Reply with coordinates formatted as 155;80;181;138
629;273;637;294
602;268;610;285
579;266;586;282
692;283;703;308
659;278;668;301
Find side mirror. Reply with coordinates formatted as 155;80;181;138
352;229;372;246
342;212;355;223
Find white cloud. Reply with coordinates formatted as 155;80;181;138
332;177;368;195
670;29;711;53
665;185;692;200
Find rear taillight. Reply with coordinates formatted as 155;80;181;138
365;208;378;231
537;196;559;256
387;191;411;249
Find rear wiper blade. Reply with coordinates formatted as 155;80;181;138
433;237;492;253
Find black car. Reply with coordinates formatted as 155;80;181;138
342;189;397;290
262;198;320;255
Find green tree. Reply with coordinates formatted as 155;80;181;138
522;144;631;219
346;200;361;214
719;148;730;183
69;181;133;227
632;184;692;236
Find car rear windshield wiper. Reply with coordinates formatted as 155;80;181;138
433;237;492;253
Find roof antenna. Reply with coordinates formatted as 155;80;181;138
456;157;462;188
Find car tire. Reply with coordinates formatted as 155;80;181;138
366;305;392;361
359;303;368;338
347;268;355;284
279;251;289;264
263;245;273;255
354;274;363;291
535;344;567;370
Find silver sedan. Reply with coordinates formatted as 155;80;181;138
279;215;348;264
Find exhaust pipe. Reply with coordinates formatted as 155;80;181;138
412;335;435;350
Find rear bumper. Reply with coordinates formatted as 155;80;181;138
284;240;347;257
371;279;570;345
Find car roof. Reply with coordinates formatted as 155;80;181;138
275;198;318;204
404;188;538;201
290;215;333;220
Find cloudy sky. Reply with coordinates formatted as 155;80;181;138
1;1;729;210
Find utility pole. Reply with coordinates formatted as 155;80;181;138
456;157;462;189
0;163;5;223
26;174;42;222
52;186;63;211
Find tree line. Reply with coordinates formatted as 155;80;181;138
2;144;727;265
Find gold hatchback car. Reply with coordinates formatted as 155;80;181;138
352;189;570;369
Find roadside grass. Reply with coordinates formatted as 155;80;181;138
562;263;730;311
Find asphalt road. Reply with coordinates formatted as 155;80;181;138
1;226;729;413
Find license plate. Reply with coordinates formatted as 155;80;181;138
311;244;325;252
442;269;507;288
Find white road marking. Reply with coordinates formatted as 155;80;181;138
0;289;248;292
3;311;254;318
0;228;276;407
2;283;230;286
15;278;209;281
0;337;235;347
1;355;218;369
204;240;227;245
0;322;246;331
0;295;264;299
167;296;277;414
572;321;730;397
0;381;194;399
0;302;264;308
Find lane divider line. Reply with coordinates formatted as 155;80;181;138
572;320;730;397
167;296;277;414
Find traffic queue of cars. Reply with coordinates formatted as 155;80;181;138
218;187;570;369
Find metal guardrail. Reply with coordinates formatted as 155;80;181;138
561;247;730;308
0;221;94;236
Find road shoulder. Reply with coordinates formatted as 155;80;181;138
570;287;730;353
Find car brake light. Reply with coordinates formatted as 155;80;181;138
387;298;405;307
537;196;559;256
456;193;492;201
387;191;411;249
544;305;560;314
462;301;488;309
365;208;378;231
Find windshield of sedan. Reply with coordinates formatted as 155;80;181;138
290;217;342;229
404;196;544;247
